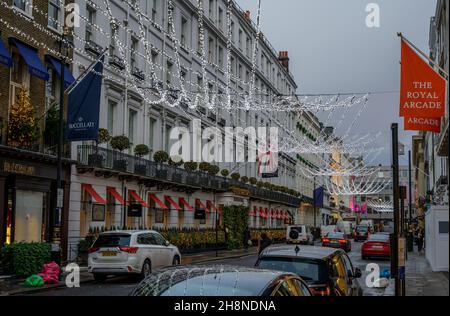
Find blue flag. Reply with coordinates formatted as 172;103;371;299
313;186;324;207
67;57;104;141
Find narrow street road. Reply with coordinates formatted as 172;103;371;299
26;242;391;296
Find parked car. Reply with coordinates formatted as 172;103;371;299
130;265;312;296
286;225;314;245
322;232;352;252
88;230;181;282
361;233;391;260
354;225;370;242
255;245;363;296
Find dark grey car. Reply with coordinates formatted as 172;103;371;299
255;245;363;296
130;265;312;296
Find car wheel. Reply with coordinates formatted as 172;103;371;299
172;255;180;266
93;273;107;283
141;259;152;279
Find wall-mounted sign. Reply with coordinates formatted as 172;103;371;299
2;161;36;176
127;203;143;217
231;187;250;197
92;203;106;222
194;208;206;220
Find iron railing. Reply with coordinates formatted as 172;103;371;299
77;145;302;206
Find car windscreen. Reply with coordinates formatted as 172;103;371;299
290;226;303;233
327;232;345;239
257;257;328;284
356;226;368;232
93;234;131;247
368;234;390;242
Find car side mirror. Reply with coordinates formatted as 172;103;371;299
165;240;170;247
353;268;362;278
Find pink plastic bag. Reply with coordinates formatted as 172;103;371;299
38;262;61;284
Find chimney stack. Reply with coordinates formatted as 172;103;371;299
278;51;289;72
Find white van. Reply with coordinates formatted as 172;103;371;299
336;221;355;237
286;225;314;245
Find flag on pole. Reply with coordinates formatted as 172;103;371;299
66;57;104;141
313;187;324;207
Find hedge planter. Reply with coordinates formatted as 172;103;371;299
172;173;183;183
186;175;198;185
88;153;104;167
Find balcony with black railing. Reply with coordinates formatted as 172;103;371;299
77;145;302;206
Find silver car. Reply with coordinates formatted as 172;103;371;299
88;230;181;282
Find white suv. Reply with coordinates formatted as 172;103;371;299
286;225;314;245
88;230;181;282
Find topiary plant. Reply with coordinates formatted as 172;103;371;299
241;176;249;183
199;162;211;173
208;165;220;175
249;177;258;185
257;181;264;188
110;135;131;152
221;169;230;177
169;155;184;167
184;161;198;171
231;173;241;181
134;144;150;157
97;128;111;145
153;150;169;163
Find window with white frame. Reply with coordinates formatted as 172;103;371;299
13;0;32;16
130;36;138;69
148;117;156;152
166;61;173;84
181;16;188;47
128;109;137;146
48;0;64;31
86;6;96;42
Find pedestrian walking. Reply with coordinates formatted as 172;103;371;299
243;227;251;250
258;233;272;255
417;227;424;252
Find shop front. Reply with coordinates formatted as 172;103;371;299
0;148;71;258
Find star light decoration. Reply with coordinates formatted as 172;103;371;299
1;0;388;195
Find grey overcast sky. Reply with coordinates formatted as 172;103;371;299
236;0;437;166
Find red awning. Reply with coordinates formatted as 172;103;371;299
206;200;219;213
196;199;207;211
149;194;168;210
165;196;182;211
179;198;194;212
259;207;268;218
250;206;258;217
129;190;149;208
276;209;282;219
107;187;126;206
82;184;106;204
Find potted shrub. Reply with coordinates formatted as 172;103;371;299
240;176;249;184
154;150;169;178
169;156;184;182
110;135;130;171
89;128;110;167
249;177;258;185
221;169;230;177
184;161;198;183
231;173;241;181
257;181;264;188
198;162;211;186
208;165;220;187
134;144;150;175
199;162;211;173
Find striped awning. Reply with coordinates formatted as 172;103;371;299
179;198;194;212
149;194;168;210
82;184;106;204
107;187;126;206
165;196;182;211
129;190;149;208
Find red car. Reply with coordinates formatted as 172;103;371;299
361;234;391;260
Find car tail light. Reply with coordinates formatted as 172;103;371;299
88;247;99;254
322;238;330;243
338;239;347;244
119;246;139;253
310;286;332;296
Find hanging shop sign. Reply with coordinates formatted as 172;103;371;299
399;39;446;119
404;116;441;133
127;203;143;218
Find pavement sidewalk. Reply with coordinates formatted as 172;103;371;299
384;246;449;296
0;247;258;296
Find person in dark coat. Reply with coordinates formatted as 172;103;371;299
258;233;272;255
243;227;251;249
417;227;424;252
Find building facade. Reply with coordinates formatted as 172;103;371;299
0;0;74;259
66;0;324;258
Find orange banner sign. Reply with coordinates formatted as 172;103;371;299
404;116;441;133
400;39;446;118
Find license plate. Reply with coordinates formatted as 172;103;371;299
330;241;339;244
372;246;383;249
102;251;118;257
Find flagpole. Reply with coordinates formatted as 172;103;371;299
397;32;449;79
65;48;108;95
